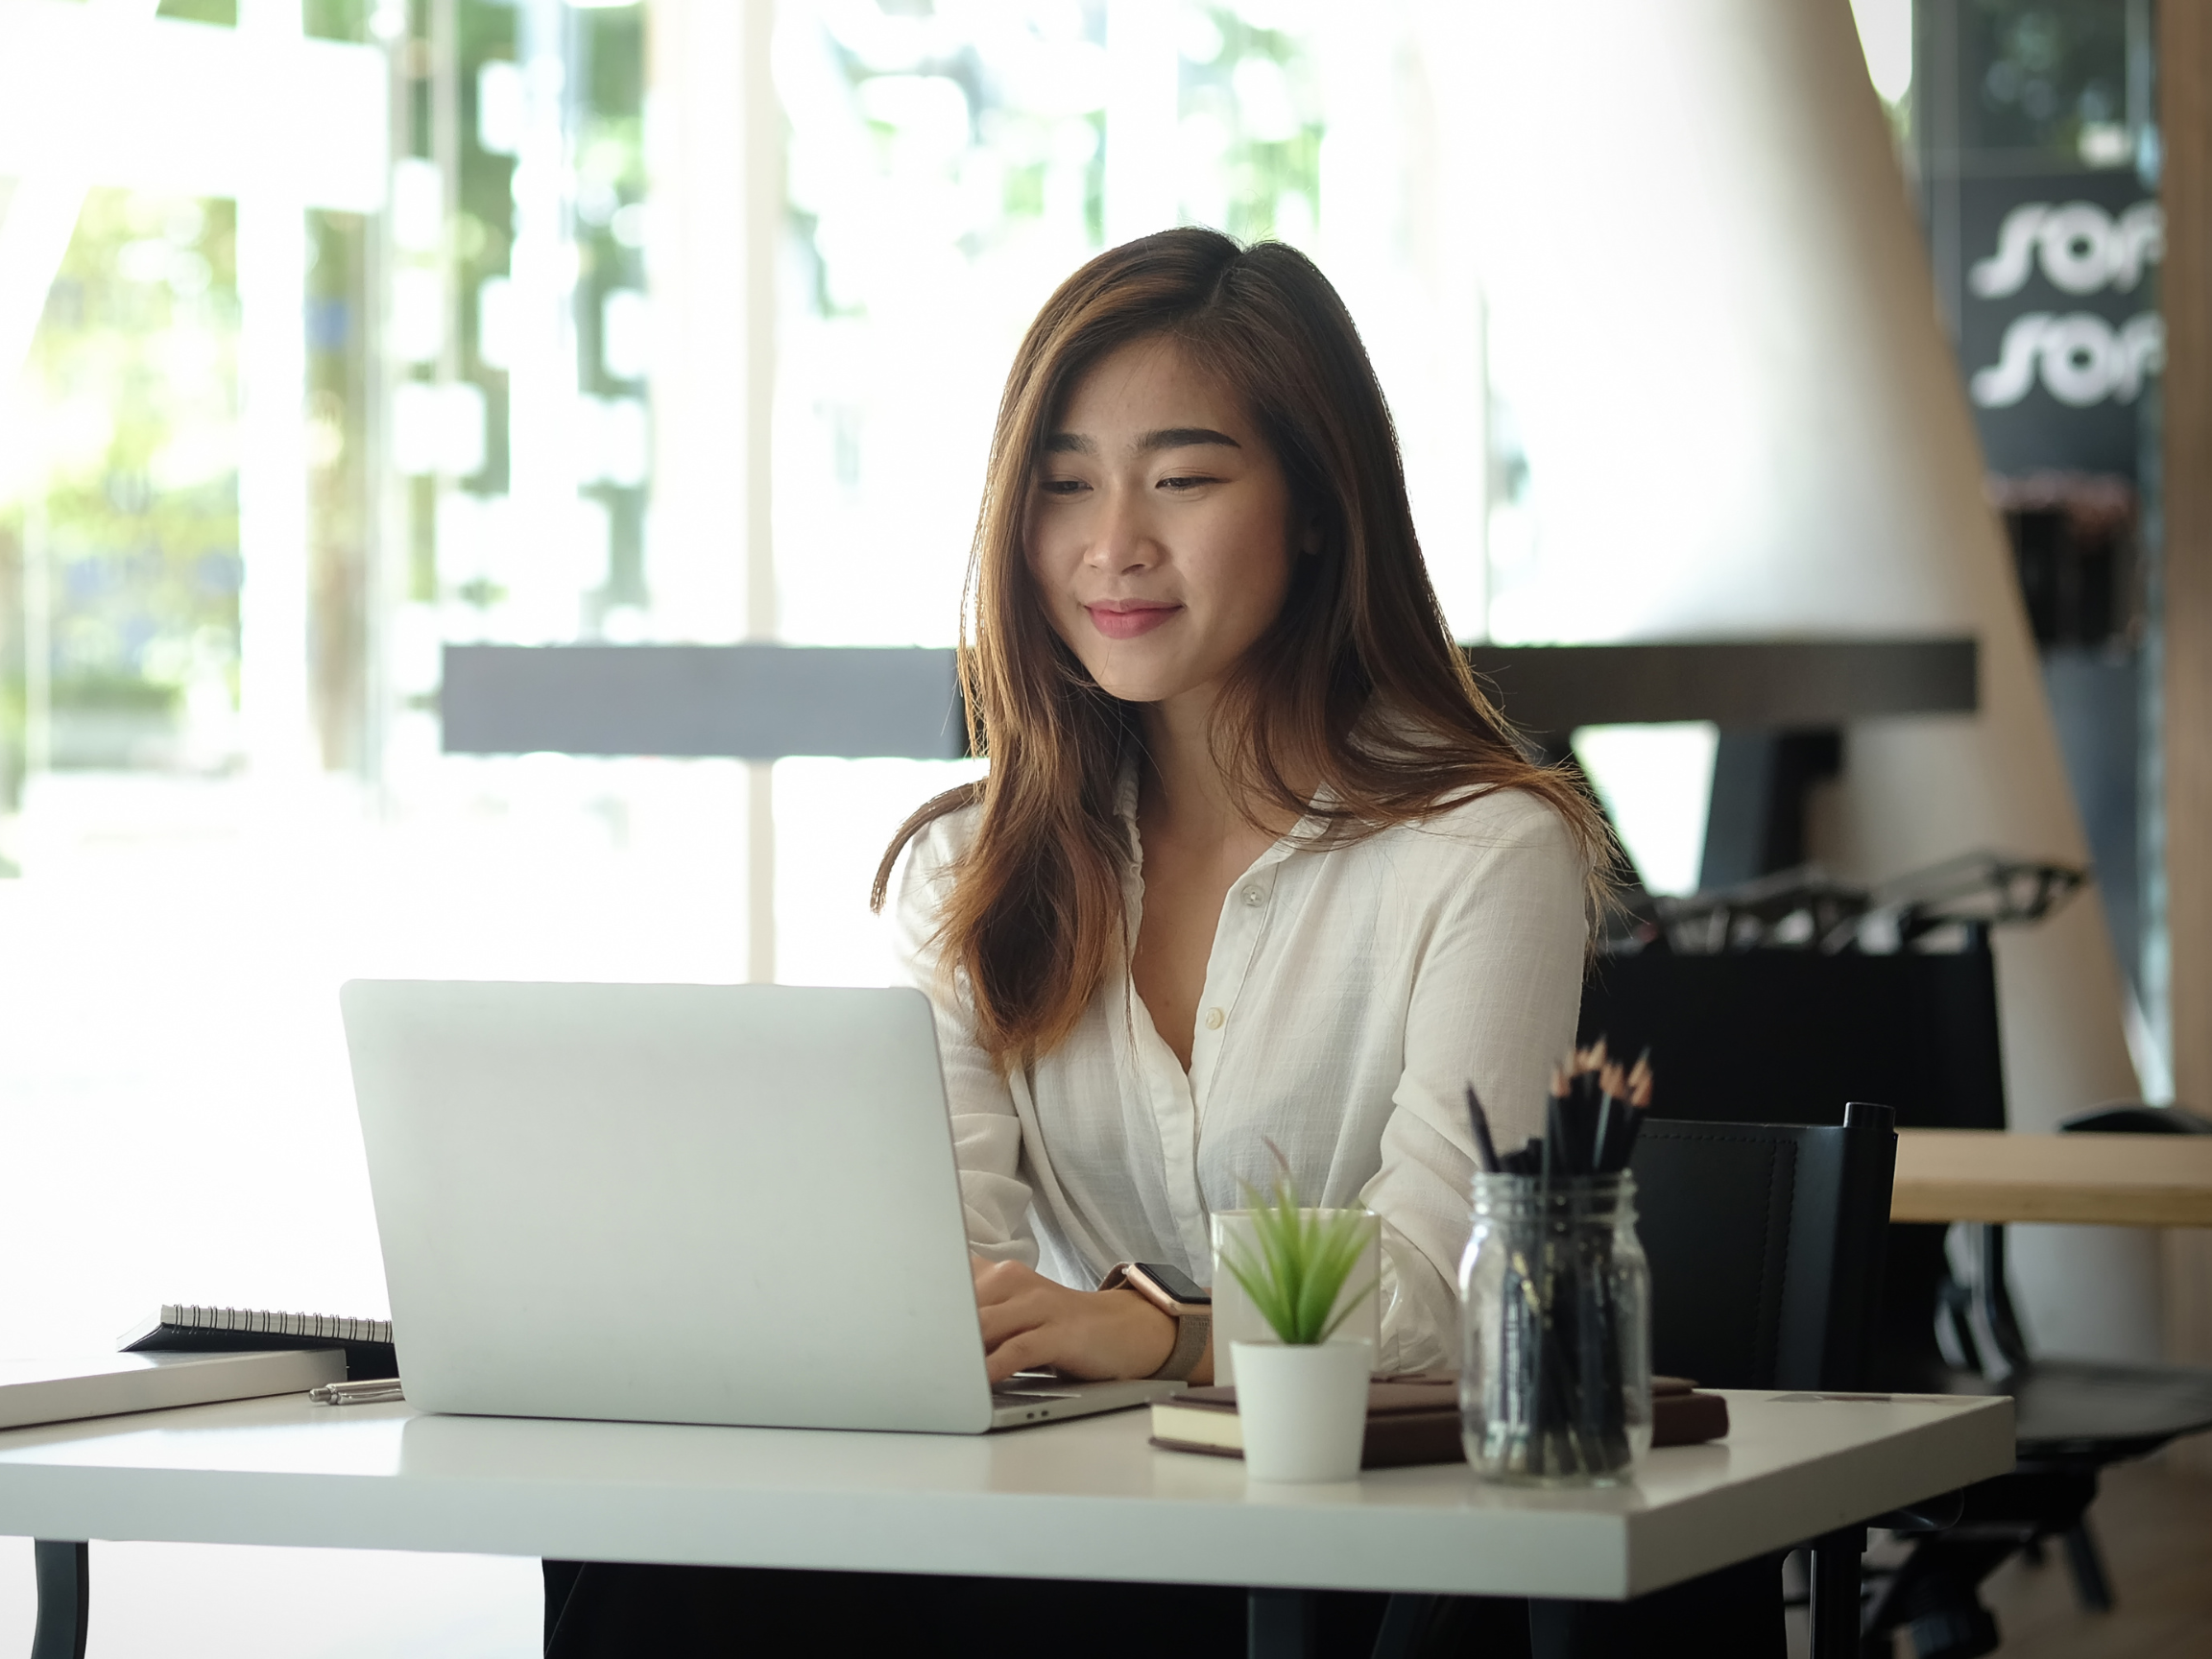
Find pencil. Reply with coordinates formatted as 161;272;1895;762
1465;1083;1501;1174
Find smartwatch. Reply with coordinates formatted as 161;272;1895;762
1099;1261;1214;1382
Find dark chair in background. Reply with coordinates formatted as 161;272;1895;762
1513;1105;1902;1659
1579;934;2212;1659
1631;1112;1898;1394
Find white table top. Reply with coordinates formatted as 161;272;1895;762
0;1389;2014;1601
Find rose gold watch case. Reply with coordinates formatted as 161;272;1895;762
1102;1262;1210;1321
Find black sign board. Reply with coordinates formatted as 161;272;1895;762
1956;171;2162;478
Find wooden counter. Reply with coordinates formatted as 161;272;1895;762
1891;1130;2212;1227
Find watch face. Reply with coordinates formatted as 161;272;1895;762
1137;1262;1211;1306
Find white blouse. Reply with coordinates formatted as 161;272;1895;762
888;766;1590;1373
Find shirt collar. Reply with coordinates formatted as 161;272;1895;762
1113;746;1334;872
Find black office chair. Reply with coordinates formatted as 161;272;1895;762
1492;1105;1904;1659
1578;934;2212;1659
1632;1111;1898;1392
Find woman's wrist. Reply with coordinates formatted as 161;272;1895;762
1104;1286;1179;1378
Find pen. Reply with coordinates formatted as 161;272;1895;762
309;1379;405;1406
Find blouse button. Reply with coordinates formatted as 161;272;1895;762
1241;886;1264;906
1203;1007;1226;1030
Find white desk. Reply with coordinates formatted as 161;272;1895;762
0;1387;2012;1654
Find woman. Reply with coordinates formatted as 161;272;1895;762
545;228;1605;1658
878;226;1602;1388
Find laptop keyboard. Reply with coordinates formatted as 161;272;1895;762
993;1381;1080;1403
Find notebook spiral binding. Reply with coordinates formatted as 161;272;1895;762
161;1306;395;1346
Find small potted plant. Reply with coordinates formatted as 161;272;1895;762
1217;1155;1379;1482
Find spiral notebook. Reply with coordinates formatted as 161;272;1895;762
119;1305;398;1382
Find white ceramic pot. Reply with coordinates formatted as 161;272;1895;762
1232;1338;1375;1483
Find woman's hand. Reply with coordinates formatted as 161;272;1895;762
971;1257;1178;1382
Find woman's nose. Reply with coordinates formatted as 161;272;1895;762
1086;484;1155;572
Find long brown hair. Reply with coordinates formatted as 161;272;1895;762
873;228;1608;1070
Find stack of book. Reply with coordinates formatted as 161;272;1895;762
0;1349;345;1432
1149;1372;1728;1468
0;1304;402;1434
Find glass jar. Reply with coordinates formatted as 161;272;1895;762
1458;1171;1651;1486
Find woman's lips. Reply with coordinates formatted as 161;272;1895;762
1085;602;1181;640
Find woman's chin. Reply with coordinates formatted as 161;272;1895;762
1089;668;1212;708
1070;638;1239;709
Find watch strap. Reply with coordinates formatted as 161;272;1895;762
1151;1308;1212;1381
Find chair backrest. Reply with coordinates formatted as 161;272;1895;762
1629;1104;1898;1390
1578;938;2007;1132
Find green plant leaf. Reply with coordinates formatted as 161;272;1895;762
1221;1147;1376;1345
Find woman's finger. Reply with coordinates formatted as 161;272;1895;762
975;1290;1054;1351
971;1255;1045;1308
983;1326;1061;1383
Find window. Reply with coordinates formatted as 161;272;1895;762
0;5;1548;1645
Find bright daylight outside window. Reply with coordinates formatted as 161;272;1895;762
0;0;1443;1278
0;2;1489;1646
771;0;1335;984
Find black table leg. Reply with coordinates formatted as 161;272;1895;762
2061;1518;2116;1611
1248;1588;1315;1659
1806;1527;1864;1659
1370;1592;1439;1659
31;1541;88;1659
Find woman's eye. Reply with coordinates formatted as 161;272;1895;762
1159;474;1214;493
1038;477;1088;496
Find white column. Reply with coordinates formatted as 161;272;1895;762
0;0;163;580
236;0;316;774
1104;0;1179;249
1471;0;2154;1359
504;0;585;644
1314;0;1488;640
0;0;160;409
21;496;50;781
647;0;780;978
0;178;81;797
0;178;86;427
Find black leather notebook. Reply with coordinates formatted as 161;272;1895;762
120;1305;398;1382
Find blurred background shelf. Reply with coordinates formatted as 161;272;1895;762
439;636;1980;759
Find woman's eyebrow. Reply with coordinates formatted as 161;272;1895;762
1137;426;1240;453
1039;426;1241;458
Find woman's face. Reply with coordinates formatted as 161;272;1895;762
1023;337;1304;709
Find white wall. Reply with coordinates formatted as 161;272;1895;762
1471;0;2157;1360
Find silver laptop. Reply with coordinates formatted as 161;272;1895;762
340;980;1180;1433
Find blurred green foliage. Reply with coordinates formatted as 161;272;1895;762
31;189;243;735
1962;0;2133;161
1186;5;1321;248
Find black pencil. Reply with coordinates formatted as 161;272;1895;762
1465;1083;1501;1174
